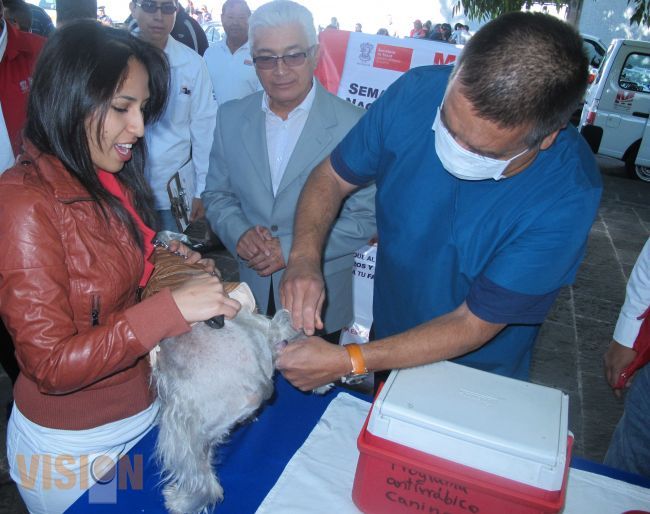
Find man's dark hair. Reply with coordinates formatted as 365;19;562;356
452;11;588;146
25;20;170;241
4;0;32;31
222;0;250;15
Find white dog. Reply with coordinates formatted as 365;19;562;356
151;307;301;514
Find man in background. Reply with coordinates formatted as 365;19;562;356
3;0;31;31
203;0;260;109
131;0;217;229
27;3;53;36
0;0;44;160
202;0;375;338
127;1;209;56
97;5;112;25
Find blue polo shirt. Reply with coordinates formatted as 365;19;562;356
331;66;602;379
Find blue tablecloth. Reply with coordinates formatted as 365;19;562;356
67;376;371;513
66;375;650;513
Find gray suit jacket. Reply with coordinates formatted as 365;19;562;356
202;82;376;332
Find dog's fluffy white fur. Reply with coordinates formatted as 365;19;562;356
151;309;301;514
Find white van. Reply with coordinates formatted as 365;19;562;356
579;39;650;182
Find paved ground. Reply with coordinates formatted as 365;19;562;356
0;155;647;512
530;155;650;462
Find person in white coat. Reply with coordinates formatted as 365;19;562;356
203;0;261;108
130;0;217;230
603;237;650;478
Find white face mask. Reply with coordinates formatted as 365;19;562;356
432;108;529;181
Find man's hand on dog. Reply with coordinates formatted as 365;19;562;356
276;336;351;391
279;257;325;336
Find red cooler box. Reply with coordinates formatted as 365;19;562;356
352;361;572;514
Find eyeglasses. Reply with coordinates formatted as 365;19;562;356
252;46;314;70
135;1;177;15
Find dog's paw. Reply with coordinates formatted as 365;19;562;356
163;479;224;514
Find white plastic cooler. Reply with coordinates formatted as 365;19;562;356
352;361;573;514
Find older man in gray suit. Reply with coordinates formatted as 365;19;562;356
202;0;376;336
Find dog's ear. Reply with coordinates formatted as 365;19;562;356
269;309;303;343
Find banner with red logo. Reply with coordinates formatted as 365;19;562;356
315;29;463;109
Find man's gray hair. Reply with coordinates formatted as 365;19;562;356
248;0;317;49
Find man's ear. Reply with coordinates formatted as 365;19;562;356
539;129;560;151
312;44;321;66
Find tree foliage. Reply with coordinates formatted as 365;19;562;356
451;0;568;22
628;0;650;26
452;0;649;27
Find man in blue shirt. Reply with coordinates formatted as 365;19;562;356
276;11;603;390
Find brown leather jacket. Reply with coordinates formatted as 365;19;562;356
0;141;190;430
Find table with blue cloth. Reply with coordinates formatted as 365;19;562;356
67;375;650;513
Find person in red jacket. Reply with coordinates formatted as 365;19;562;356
0;21;240;514
0;0;45;160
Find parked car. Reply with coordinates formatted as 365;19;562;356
202;21;223;47
579;39;650;182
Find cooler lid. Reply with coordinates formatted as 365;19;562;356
370;361;568;466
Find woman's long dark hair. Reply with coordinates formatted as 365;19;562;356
25;20;170;247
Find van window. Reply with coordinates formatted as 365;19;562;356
619;52;650;93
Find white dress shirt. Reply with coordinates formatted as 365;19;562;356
0;22;13;173
262;81;316;196
0;103;14;174
203;39;261;108
144;36;218;210
613;237;650;347
0;20;7;61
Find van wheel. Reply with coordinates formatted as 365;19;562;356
625;143;650;182
633;164;650;182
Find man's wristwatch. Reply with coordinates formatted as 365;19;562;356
341;343;369;385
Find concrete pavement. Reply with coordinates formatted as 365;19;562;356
531;155;650;462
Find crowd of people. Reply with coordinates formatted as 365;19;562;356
409;20;472;45
409;19;471;43
185;0;212;24
0;1;648;512
319;14;471;42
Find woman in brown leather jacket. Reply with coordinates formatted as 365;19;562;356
0;21;239;513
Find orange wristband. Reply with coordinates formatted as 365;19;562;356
345;343;368;375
